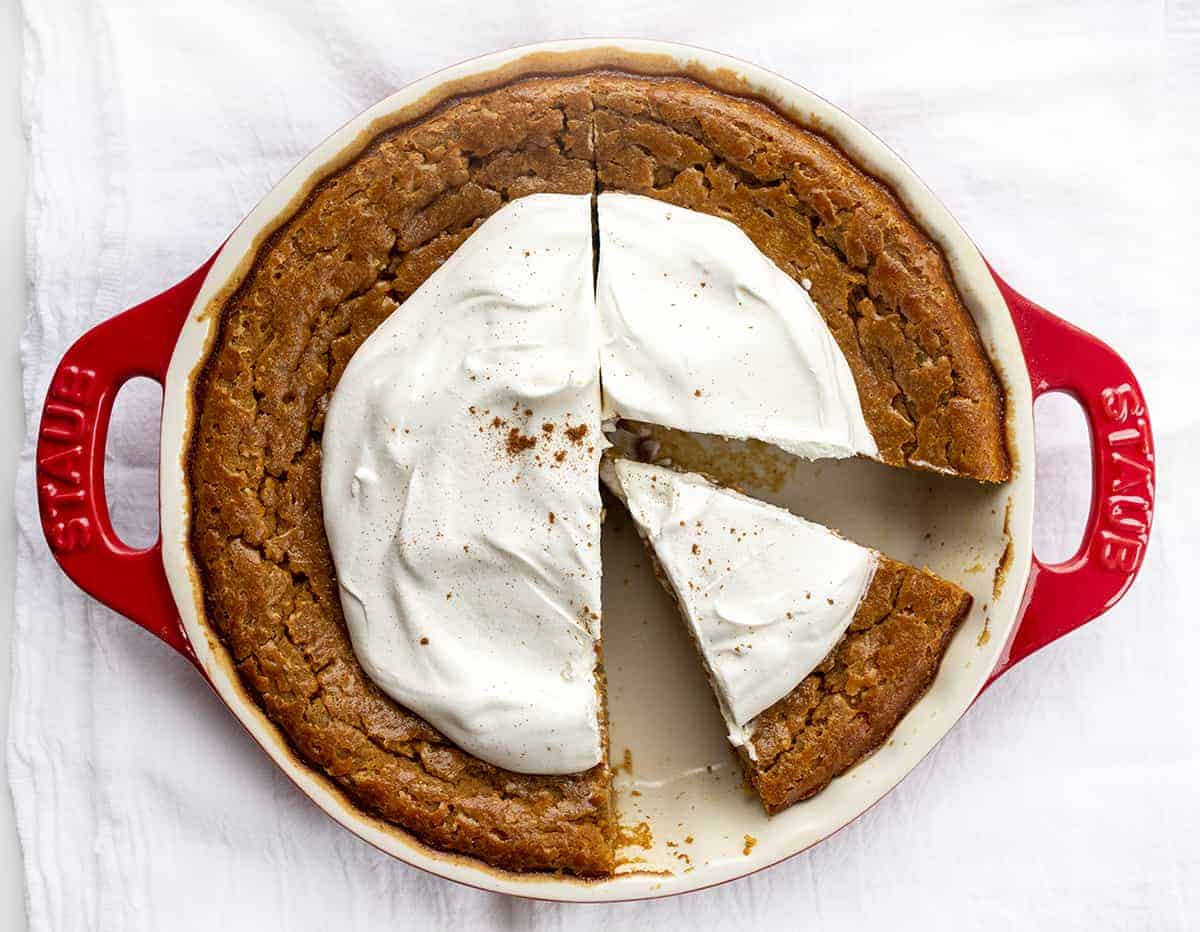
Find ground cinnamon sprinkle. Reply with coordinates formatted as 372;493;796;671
542;422;555;435
554;450;567;463
505;428;537;456
549;512;556;524
565;424;589;445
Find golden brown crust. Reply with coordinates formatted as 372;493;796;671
746;558;971;813
188;70;1002;874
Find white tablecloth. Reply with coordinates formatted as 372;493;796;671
11;1;1199;928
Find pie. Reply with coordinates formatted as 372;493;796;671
187;72;1009;877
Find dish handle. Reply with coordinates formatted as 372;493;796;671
985;269;1155;685
35;258;218;668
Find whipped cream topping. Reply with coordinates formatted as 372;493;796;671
607;459;877;751
322;191;889;775
321;194;604;775
596;192;877;460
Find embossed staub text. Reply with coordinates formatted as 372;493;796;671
1096;382;1153;574
38;365;97;553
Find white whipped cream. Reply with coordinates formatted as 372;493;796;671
596;192;877;460
607;459;877;751
321;194;604;775
322;191;888;774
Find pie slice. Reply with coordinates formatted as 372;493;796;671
604;457;971;814
596;192;877;463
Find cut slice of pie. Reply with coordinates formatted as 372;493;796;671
596;192;878;463
604;457;971;814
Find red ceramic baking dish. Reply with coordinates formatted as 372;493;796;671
33;40;1155;900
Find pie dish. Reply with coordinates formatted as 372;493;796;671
33;40;1156;901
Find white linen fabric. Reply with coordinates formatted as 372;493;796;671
10;1;1199;929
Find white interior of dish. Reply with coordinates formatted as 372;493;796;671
159;39;1035;901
